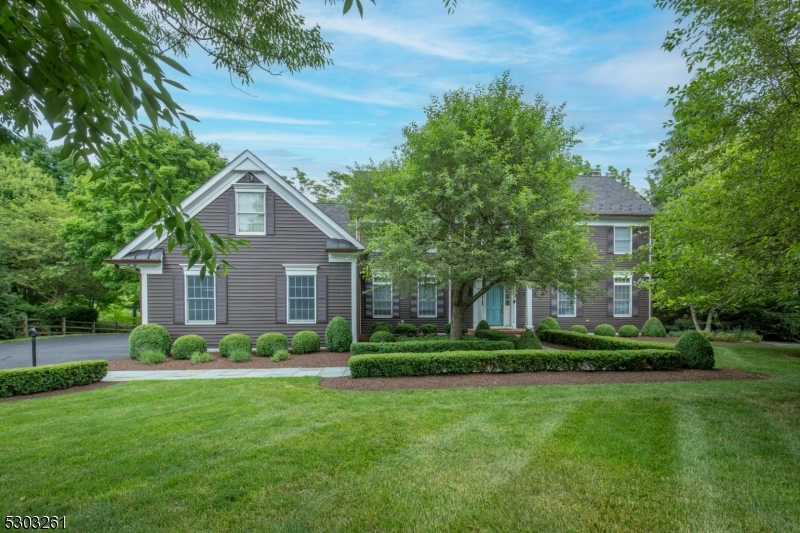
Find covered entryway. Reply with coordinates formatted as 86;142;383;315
486;285;504;326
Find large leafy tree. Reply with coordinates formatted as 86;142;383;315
342;74;606;339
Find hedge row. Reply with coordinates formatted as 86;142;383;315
537;330;674;351
349;349;684;378
350;339;515;356
0;360;108;397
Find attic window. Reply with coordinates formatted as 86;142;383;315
237;192;265;234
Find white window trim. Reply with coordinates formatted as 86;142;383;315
613;226;633;255
283;264;318;324
417;278;437;318
181;264;216;325
234;184;267;236
372;276;393;319
557;290;577;318
613;271;633;318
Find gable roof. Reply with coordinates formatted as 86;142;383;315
314;203;351;236
574;175;656;216
112;151;363;260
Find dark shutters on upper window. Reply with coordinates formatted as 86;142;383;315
607;226;614;254
173;274;185;324
227;189;236;235
266;190;275;236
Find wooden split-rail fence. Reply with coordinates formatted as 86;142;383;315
14;317;137;338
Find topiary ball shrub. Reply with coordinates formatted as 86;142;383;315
641;317;667;337
256;333;288;357
271;349;290;362
535;317;560;334
676;330;715;369
594;324;616;337
219;334;252;357
172;334;207;360
394;323;418;337
370;322;392;333
516;328;542;350
369;330;395;343
420;324;438;336
129;324;172;359
325;316;352;352
292;331;320;354
444;322;468;336
229;349;252;363
618;325;640;338
138;349;166;365
569;325;589;335
476;320;490;332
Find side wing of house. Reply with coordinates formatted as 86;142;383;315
360;275;451;336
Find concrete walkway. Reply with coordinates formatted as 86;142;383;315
103;367;350;381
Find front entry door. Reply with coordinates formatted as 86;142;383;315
486;285;504;326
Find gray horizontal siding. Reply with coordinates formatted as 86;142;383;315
360;285;450;334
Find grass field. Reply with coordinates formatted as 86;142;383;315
1;344;799;532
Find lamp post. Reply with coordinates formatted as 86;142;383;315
28;327;37;367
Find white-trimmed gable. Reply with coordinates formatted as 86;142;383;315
112;150;363;259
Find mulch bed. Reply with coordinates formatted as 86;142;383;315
320;368;764;391
107;351;351;371
0;381;119;403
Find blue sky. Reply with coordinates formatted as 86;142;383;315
164;0;689;191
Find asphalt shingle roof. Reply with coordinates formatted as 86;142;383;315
315;203;352;234
573;175;656;216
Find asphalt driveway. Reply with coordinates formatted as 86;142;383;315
0;334;130;370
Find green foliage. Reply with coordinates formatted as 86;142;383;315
535;317;560;334
538;330;675;351
641;317;667;337
394;323;418;337
229;349;252;363
271;349;290;362
618;325;640;338
292;331;320;354
444;323;468;336
325;316;352;352
219;334;252;357
516;329;542;350
0;360;107;397
190;351;213;364
128;324;171;359
138;350;167;365
475;329;518;346
171;335;207;360
675;331;715;370
569;325;588;335
256;333;288;357
370;322;392;334
594;324;616;337
369;331;395;343
349;349;685;378
351;339;515;356
420;324;438;336
476;320;490;332
0;278;21;340
716;306;800;341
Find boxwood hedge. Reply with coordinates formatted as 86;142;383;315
0;360;108;397
128;323;171;359
350;339;515;356
256;333;288;357
292;331;320;354
537;330;674;351
171;334;207;360
219;334;252;357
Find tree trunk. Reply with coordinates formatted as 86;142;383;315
450;283;471;340
690;305;702;332
704;306;716;332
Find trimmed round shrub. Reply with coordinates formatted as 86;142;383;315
618;325;640;338
395;323;418;337
129;324;172;359
676;330;715;369
219;334;252;357
516;328;542;350
138;349;167;365
256;333;288;357
420;324;438;336
594;324;616;337
229;349;252;363
271;349;290;362
371;322;392;333
292;331;320;354
641;317;667;337
444;322;468;336
476;320;490;332
369;330;395;343
325;316;352;352
171;334;207;360
569;325;589;335
535;317;560;334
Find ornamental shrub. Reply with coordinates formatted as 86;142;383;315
538;330;674;351
516;328;542;350
171;335;207;360
444;322;468;336
138;349;167;365
229;349;252;363
713;332;736;342
370;322;392;333
351;339;515;356
325;316;352;352
394;323;418;337
420;324;438;336
535;317;560;334
594;324;616;337
219;334;252;357
190;351;213;364
0;360;107;397
475;329;518;345
641;317;667;337
257;333;288;357
569;325;588;335
476;320;490;332
618;325;640;338
271;349;290;362
369;330;395;343
129;323;172;359
675;330;715;369
292;331;320;354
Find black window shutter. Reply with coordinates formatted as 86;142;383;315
227;189;236;235
607;277;614;316
266;190;275;236
409;291;417;318
550;287;558;317
576;298;583;317
276;275;286;324
216;274;227;324
631;276;639;317
364;278;373;318
173;274;185;324
392;294;400;318
317;275;327;323
437;290;445;318
607;226;614;254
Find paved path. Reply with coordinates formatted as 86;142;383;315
0;334;130;370
104;367;350;381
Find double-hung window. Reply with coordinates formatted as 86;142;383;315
237;191;265;234
372;276;393;318
186;272;215;324
613;272;632;317
284;265;317;323
614;227;632;254
418;278;437;318
557;291;576;317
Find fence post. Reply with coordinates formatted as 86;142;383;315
62;316;66;335
115;321;119;333
92;321;96;334
23;316;28;337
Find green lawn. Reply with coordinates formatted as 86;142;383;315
2;345;799;532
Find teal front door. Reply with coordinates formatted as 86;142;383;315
486;285;504;326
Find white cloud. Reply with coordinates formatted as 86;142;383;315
186;107;330;126
581;49;689;99
195;131;370;150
